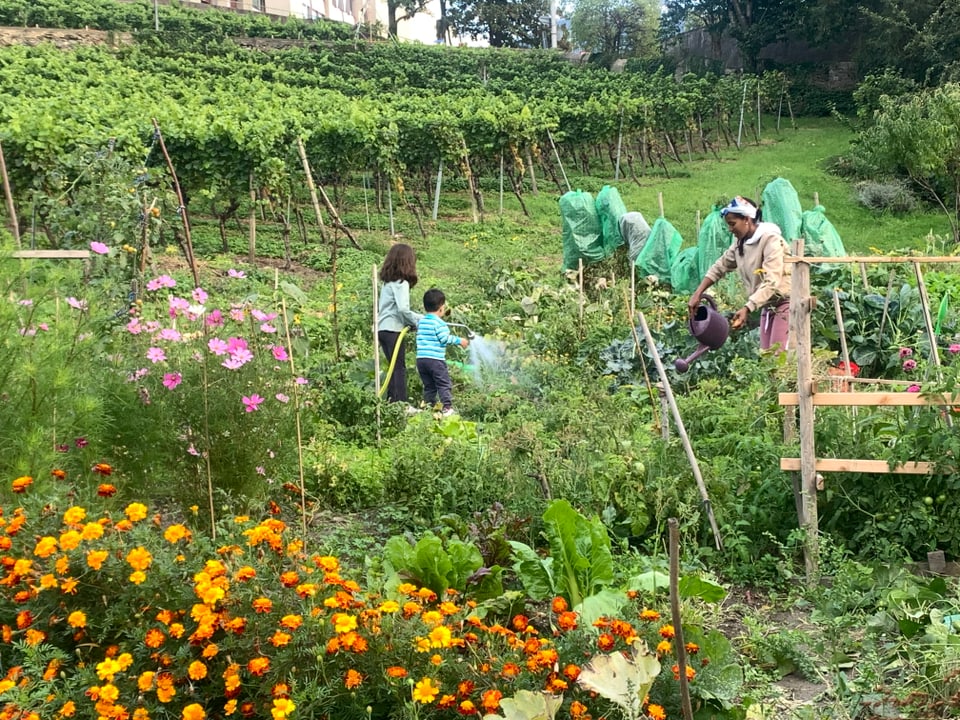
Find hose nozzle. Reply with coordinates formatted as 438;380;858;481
448;322;476;340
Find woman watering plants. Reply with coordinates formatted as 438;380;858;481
688;196;793;351
378;243;422;405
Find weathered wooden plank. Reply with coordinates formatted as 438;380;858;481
785;255;960;264
10;249;91;259
780;458;935;474
779;391;958;407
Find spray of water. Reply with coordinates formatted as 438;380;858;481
460;335;529;389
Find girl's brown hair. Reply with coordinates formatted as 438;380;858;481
379;243;418;287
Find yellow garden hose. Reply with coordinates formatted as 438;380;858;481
377;326;409;398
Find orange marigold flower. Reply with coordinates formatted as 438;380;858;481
598;633;616;651
345;669;363;689
551;597;568;613
96;484;116;497
685;642;700;655
67;611;86;628
279;571;300;587
126;546;153;571
12;476;33;493
188;661;207;680
546;675;568;693
557;611;578;631
671;663;696;681
252;597;273;613
138;672;155;692
570;700;588;718
438;694;457;710
202;643;218;659
501;662;521;678
639;608;661;622
247;657;270;676
457;680;474;697
25;627;46;645
59;700;76;717
16;610;33;629
235;566;256;581
33;536;58;558
92;464;112;476
647;703;667;720
511;614;529;631
129;570;147;585
481;689;502;713
270;631;291;647
81;522;104;540
458;699;478;716
439;601;460;615
563;663;581;681
52;469;67;480
657;640;672;655
386;666;408;679
279;614;303;630
182;703;206;720
659;624;676;639
164;524;191;543
397;582;418;595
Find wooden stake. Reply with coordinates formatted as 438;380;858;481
789;239;818;584
637;312;723;550
498;154;504;215
248;173;257;264
614;107;624;180
432;158;443;221
658;191;664;218
296;137;326;230
578;258;584;340
372;264;381;399
152;119;198;288
0;139;20;248
669;519;696;720
546;130;570;192
736;80;747;149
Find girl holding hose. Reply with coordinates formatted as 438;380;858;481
378;243;422;404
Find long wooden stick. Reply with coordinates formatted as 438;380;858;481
0;139;20;248
152;119;199;288
280;291;308;543
295;137;328;242
637;312;722;550
669;519;695;720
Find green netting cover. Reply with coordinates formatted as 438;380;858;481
560;190;604;271
620;211;651;263
697;208;730;278
636;217;682;285
761;177;803;241
670;246;701;293
801;205;847;258
595;185;627;254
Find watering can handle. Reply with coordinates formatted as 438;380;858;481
698;294;719;311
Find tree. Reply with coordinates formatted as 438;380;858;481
387;0;432;38
447;0;547;48
569;0;661;58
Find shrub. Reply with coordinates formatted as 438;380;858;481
854;180;919;214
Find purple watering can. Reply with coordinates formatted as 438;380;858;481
674;295;729;373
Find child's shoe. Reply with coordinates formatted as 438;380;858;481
404;405;422;416
441;407;457;417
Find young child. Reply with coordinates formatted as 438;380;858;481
416;288;469;416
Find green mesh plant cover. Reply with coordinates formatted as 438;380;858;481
560;190;604;271
636;217;682;285
620;211;651;263
670;246;701;293
801;205;847;257
595;185;627;254
761;177;803;241
697;208;730;278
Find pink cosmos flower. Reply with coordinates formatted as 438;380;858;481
275;393;289;403
146;347;167;363
242;394;265;412
230;306;246;323
90;241;109;255
903;359;917;371
208;338;229;355
205;309;224;328
162;372;182;390
907;384;921;392
17;299;33;306
228;348;254;367
222;357;245;370
66;297;87;311
271;346;289;362
252;310;278;322
126;318;144;335
192;288;208;304
227;337;249;354
949;343;960;354
187;444;201;457
157;328;182;342
146;275;176;292
38;323;48;332
168;297;190;317
295;377;308;385
228;268;246;279
899;347;913;358
260;323;277;334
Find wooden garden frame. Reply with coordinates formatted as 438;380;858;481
782;246;960;583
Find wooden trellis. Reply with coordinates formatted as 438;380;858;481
782;245;960;582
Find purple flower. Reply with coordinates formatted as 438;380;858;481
162;372;182;390
146;275;176;292
90;241;109;255
242;394;264;412
899;347;913;358
146;347;167;364
907;384;921;392
271;346;289;362
903;359;917;372
227;268;246;279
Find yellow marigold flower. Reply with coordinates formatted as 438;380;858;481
421;610;443;626
344;669;363;689
86;549;109;570
63;507;86;526
164;524;191;543
81;522;104;540
647;703;667;720
380;600;400;613
58;700;76;717
67;611;86;628
56;556;70;574
138;671;155;691
60;577;78;594
124;503;148;522
129;570;147;585
224;699;237;716
412;677;440;704
97;658;122;681
271;698;296;720
428;625;453;648
133;709;148;720
657;640;672;655
40;573;58;590
169;623;185;638
295;583;317;598
59;530;81;551
415;636;431;652
439;601;459;615
33;536;58;558
100;683;119;702
188;661;207;680
182;703;206;720
332;613;357;634
397;582;418;595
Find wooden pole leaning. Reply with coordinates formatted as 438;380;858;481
0;140;20;248
637;312;723;550
669;519;695;720
789;239;819;584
